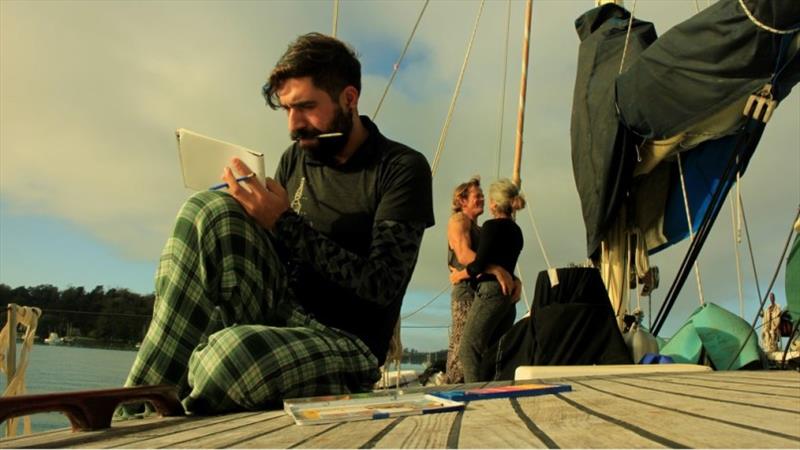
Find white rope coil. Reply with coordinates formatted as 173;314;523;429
738;0;800;34
1;305;41;437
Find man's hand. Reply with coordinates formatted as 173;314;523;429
223;157;289;231
485;264;513;296
448;266;470;285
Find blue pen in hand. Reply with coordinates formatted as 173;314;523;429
209;173;256;190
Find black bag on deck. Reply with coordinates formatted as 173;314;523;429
494;267;632;380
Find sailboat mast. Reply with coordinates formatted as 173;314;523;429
512;0;533;188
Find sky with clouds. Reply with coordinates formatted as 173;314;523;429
1;0;798;352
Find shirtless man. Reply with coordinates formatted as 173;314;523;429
445;177;483;383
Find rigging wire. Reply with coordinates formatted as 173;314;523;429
730;184;745;318
431;0;486;176
676;153;706;305
515;262;532;313
738;189;764;303
520;186;552;270
373;0;430;120
495;0;512;180
725;207;800;370
401;283;450;321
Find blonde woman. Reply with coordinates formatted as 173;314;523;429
450;178;525;382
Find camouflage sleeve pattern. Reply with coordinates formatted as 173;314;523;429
274;210;425;306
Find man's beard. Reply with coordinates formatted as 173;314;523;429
291;105;353;164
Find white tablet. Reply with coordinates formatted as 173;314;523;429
175;128;266;191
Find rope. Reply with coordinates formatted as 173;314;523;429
495;0;512;180
738;0;800;34
618;0;638;75
373;0;430;120
693;0;701;14
331;0;340;37
676;153;706;305
515;262;532;313
739;189;764;302
430;0;486;176
520;186;552;269
726;207;800;369
1;305;41;437
730;188;746;318
401;283;450;320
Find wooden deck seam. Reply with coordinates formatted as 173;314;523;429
603;378;800;414
358;416;404;449
287;422;345;449
553;392;688;448
672;374;800;389
445;405;465;449
509;397;559;448
108;413;263;449
640;376;800;399
703;373;800;383
223;422;294;448
571;379;800;444
157;413;284;448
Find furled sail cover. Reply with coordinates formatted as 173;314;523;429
570;4;657;258
616;0;800;140
619;0;800;254
572;0;800;257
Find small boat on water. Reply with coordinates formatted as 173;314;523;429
42;332;63;346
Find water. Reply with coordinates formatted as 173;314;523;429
7;344;136;434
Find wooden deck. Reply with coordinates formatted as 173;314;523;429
2;370;798;448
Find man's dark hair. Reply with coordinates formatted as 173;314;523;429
262;32;361;109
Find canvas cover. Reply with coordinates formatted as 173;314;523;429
616;0;800;140
493;268;632;381
572;0;800;258
570;4;657;258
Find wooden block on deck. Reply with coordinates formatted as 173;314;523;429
515;363;710;380
0;385;184;432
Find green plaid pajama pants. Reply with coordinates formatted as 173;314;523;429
124;191;380;413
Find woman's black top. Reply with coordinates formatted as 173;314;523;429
466;218;523;280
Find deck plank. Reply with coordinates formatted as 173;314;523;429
620;375;800;411
455;399;550;448
0;416;190;449
170;412;292;448
282;414;410;448
372;411;458;448
116;411;285;449
3;370;798;448
511;388;673;448
228;420;344;448
570;377;800;448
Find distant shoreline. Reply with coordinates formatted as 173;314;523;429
28;340;139;352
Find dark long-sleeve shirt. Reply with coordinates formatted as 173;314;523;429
466;218;523;279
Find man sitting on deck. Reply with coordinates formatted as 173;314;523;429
122;32;434;414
